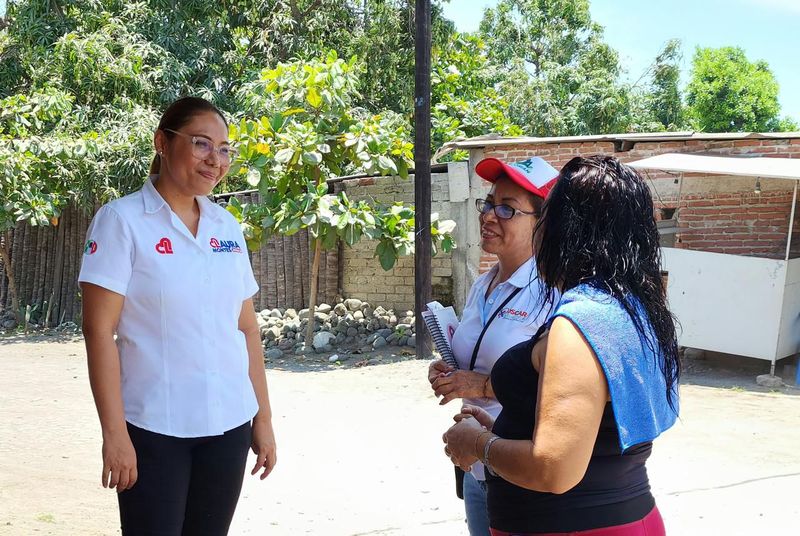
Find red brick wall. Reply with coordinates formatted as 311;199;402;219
477;138;800;272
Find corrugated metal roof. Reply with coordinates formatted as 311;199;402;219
629;153;800;180
438;131;800;152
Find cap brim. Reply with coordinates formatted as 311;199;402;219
475;157;555;199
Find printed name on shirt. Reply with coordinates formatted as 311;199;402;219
155;237;174;255
210;237;242;253
500;307;529;322
83;239;98;255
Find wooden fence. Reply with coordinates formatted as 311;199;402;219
0;193;339;327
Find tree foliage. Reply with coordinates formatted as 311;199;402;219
479;0;631;136
686;46;785;132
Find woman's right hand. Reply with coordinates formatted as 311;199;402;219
455;404;495;430
428;359;454;386
101;430;137;492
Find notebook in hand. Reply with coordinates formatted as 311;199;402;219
421;301;460;369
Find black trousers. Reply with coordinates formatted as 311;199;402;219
118;420;252;536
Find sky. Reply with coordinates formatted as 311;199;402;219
442;0;800;123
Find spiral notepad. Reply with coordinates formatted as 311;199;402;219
422;301;460;369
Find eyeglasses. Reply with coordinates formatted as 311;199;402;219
163;129;238;164
475;198;538;220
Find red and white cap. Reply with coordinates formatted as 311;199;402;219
475;157;559;199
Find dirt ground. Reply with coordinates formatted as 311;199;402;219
1;334;799;535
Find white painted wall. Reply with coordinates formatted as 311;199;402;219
662;248;786;360
776;258;800;359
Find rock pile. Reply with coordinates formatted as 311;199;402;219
257;298;417;359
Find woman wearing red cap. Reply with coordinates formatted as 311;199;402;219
428;156;559;536
442;156;679;536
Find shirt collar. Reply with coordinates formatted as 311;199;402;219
142;175;224;222
504;256;537;289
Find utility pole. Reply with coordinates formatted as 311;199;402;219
414;0;432;358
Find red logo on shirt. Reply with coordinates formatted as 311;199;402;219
501;308;528;320
83;239;98;255
155;238;174;255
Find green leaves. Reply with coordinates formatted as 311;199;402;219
686;46;784;133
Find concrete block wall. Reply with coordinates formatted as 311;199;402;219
337;173;453;311
476;138;800;272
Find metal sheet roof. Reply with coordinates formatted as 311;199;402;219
628;153;800;180
437;131;800;152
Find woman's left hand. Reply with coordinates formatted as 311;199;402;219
250;419;277;480
442;416;485;471
432;370;490;405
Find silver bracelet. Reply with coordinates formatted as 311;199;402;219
483;435;501;476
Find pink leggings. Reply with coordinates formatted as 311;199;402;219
490;506;666;536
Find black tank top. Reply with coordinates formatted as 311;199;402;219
487;334;655;533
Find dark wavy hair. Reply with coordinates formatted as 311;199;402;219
534;155;680;411
149;97;227;175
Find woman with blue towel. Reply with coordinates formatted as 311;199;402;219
442;155;680;536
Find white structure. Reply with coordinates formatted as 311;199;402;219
629;154;800;376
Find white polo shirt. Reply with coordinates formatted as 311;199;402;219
78;178;260;438
451;257;551;479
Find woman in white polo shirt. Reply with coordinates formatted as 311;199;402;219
428;156;558;536
79;97;276;535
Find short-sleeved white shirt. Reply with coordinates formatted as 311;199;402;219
78;177;260;438
451;257;551;479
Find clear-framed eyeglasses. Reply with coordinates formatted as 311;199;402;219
163;129;238;164
475;198;538;220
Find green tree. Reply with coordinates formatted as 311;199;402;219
478;0;631;136
432;32;522;161
686;46;784;132
229;53;456;344
628;39;686;132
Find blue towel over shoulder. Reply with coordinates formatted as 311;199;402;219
551;283;679;451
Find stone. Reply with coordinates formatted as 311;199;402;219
312;331;337;350
389;315;397;325
353;310;364;320
345;336;355;344
398;336;409;346
278;339;294;350
376;328;393;340
265;348;284;360
324;344;334;352
407;335;416;347
314;312;330;323
298;308;310;319
404;310;414;318
269;308;282;318
285;331;296;339
366;334;377;344
367;357;382;366
344;298;363;311
333;303;347;315
373;336;388;349
347;327;359;338
259;309;271;318
387;332;399;344
328;354;340;363
256;316;268;329
285;308;298;319
358;326;367;334
683;348;706;361
756;374;784;388
317;303;332;314
362;305;374;318
295;344;313;356
335;333;346;344
264;326;281;341
373;306;387;317
396;323;412;332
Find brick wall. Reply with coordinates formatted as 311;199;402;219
337;172;453;311
476;138;800;272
